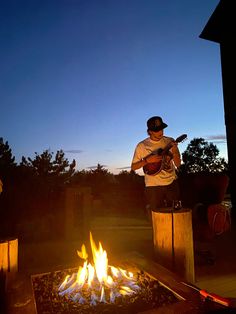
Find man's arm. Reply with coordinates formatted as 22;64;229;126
171;143;181;168
131;159;148;171
131;154;163;171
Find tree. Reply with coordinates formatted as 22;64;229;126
116;169;144;188
0;137;16;178
20;149;76;188
85;164;115;197
180;137;228;174
115;170;145;213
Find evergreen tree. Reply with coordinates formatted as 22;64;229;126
20;149;76;188
0;137;16;178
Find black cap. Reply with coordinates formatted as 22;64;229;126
147;116;168;132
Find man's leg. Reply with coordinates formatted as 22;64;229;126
165;180;181;207
145;186;166;225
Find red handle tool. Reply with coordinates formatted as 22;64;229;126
181;281;231;307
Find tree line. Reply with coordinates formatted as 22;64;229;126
0;136;228;238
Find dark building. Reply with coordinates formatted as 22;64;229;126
200;0;236;218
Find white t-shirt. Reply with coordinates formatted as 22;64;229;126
132;136;178;187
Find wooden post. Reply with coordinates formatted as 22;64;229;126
0;238;18;273
0;237;18;302
152;208;195;283
64;186;92;239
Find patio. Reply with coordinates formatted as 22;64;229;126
3;211;236;313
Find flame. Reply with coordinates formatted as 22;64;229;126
58;232;140;305
77;244;88;260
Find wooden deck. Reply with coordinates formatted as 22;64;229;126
4;214;236;312
194;226;236;298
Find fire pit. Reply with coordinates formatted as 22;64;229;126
6;233;223;313
32;267;180;313
31;232;180;313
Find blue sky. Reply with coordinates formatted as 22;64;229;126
1;0;226;174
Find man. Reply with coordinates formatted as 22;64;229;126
131;116;181;217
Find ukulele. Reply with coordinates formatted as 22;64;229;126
143;134;187;175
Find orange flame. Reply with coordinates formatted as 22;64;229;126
58;232;140;304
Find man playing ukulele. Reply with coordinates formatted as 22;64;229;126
131;116;182;219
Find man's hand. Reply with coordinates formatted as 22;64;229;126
145;154;162;163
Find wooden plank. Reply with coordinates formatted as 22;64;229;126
0;241;8;272
0;238;18;273
9;239;18;273
197;274;236;298
174;209;195;283
152;208;195;283
152;210;173;270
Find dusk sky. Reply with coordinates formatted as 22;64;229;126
1;0;227;174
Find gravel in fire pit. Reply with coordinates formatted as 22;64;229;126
31;267;179;314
